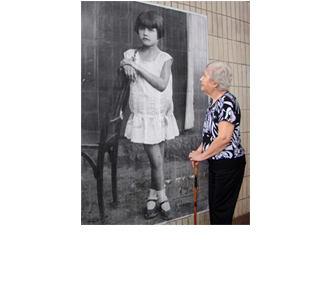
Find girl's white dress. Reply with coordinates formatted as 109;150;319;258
123;49;179;145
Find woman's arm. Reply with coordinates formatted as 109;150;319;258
121;58;172;92
189;121;234;163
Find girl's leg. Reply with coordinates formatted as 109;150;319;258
144;142;171;217
143;142;165;192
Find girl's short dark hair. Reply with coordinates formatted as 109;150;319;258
134;11;165;39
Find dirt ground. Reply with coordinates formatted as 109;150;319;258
81;149;209;225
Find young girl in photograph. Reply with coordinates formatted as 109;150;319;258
120;11;179;220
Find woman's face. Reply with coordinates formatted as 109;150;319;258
138;27;158;47
200;68;215;95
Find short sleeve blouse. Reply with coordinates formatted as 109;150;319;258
202;91;245;161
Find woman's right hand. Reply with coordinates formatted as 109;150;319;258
123;65;137;82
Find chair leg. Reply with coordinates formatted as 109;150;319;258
97;149;106;224
107;146;118;207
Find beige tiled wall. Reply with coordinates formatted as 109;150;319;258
149;1;250;225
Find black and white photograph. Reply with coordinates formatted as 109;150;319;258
81;1;209;224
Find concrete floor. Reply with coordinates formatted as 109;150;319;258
232;212;250;225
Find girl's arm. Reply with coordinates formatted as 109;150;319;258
121;58;172;92
189;121;234;163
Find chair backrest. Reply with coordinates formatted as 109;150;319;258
100;69;130;145
82;69;130;147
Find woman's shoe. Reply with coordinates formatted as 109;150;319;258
160;200;173;221
145;199;158;219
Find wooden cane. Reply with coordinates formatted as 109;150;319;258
194;163;198;225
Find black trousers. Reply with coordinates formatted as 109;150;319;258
208;156;246;225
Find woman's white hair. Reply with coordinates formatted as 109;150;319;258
207;61;233;91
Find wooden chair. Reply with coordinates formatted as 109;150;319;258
81;70;130;224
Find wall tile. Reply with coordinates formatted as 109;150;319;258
223;38;229;62
227;17;232;39
213;36;219;59
232;63;238;86
212;13;218;36
246;154;250;177
245;22;250;44
242;198;247;214
164;1;172;7
228;40;233;63
240;18;245;43
242;64;247;86
195;1;202;9
237;64;242;87
183;4;190;11
242;132;250;155
201;1;207;10
206;1;211;11
246;43;250;65
232;40;237;63
236;19;241;42
222;15;228;39
243;2;248;22
217;15;223;37
234;201;239;217
208;35;214;60
207;11;213;35
231;18;237;41
235;1;240;20
226;1;232;17
239;2;244;21
246;65;250;87
231;1;236;18
177;2;184;10
217;1;222;14
236;42;241;64
222;1;227;15
241;43;246;64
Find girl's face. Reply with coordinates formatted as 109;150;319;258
200;68;216;95
138;27;158;47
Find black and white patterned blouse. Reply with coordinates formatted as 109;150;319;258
202;91;245;161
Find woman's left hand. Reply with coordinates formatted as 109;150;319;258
189;151;202;162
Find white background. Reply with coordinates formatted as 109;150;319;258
1;0;334;281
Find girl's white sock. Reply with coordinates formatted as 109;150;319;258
157;189;170;211
147;189;158;210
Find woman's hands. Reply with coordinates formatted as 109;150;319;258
189;151;202;168
189;143;203;168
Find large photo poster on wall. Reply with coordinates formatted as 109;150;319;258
81;1;208;224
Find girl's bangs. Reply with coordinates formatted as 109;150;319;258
138;17;157;30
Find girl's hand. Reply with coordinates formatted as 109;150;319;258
121;58;136;69
123;65;137;82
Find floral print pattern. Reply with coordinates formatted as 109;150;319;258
202;92;245;160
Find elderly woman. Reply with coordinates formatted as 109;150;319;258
189;61;246;225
